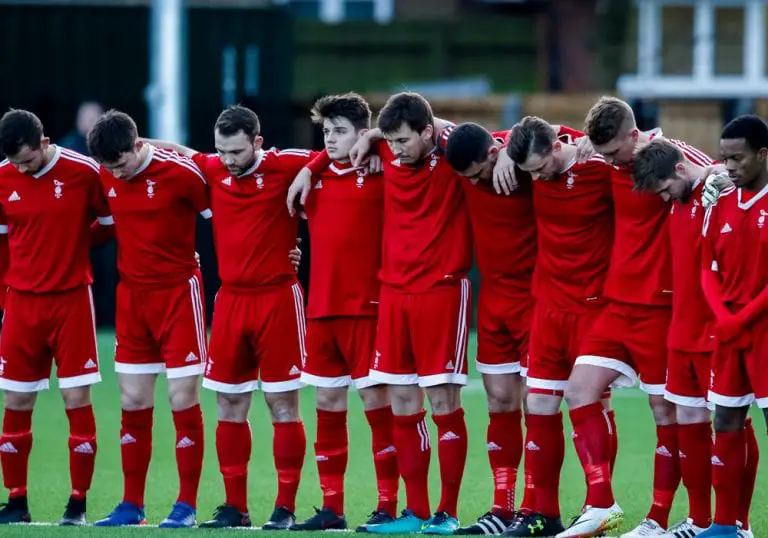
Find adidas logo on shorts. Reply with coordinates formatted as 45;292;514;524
120;433;137;445
176;437;195;449
74;442;94;454
0;442;18;453
108;187;117;198
84;358;97;369
185;352;199;363
289;365;300;376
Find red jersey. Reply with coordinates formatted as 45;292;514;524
533;150;614;313
193;148;316;291
702;185;768;307
0;146;112;293
604;133;714;306
304;161;383;318
461;130;535;299
100;145;211;289
668;182;714;351
375;138;472;292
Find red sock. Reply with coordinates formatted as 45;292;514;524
273;421;306;513
646;424;681;528
172;404;204;508
712;429;745;526
520;444;535;513
487;410;522;519
216;420;251;513
433;408;468;518
66;405;97;500
677;422;712;528
740;419;759;530
606;410;618;475
526;413;565;519
393;410;431;520
0;409;33;498
315;409;348;515
121;408;153;508
365;406;399;517
569;403;614;508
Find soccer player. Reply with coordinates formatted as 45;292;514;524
298;92;473;534
631;138;727;536
443;122;536;535
697;115;768;538
85;111;210;528
0;109;113;525
286;93;399;532
497;116;613;537
558;96;715;538
150;105;315;530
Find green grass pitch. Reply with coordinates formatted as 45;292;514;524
0;331;766;537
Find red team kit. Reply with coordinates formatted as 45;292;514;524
0;95;765;538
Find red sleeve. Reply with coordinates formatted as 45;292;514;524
89;170;115;246
275;149;320;178
700;206;729;321
437;124;456;152
557;125;585;139
0;233;7;309
492;130;511;146
191;152;216;178
180;162;212;218
307;149;331;174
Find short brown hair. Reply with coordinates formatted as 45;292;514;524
215;105;260;141
377;92;434;135
584;96;635;146
311;92;371;131
0;109;44;157
87;109;137;163
506;116;557;164
632;139;683;191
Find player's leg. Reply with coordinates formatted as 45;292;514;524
697;340;753;538
153;273;207;528
660;351;712;537
623;308;679;537
293;318;351;531
260;283;307;531
415;279;472;535
48;287;102;527
456;292;524;536
557;304;630;538
95;284;160;527
367;287;431;535
0;290;50;525
199;290;257;529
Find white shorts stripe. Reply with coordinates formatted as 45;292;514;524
291;283;307;367
188;274;207;362
453;278;470;376
87;286;99;363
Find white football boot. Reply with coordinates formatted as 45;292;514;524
555;503;624;538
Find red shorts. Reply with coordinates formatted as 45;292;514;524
709;315;768;408
114;272;207;379
203;283;306;394
576;302;671;394
664;349;712;409
527;302;602;393
302;316;378;389
371;279;471;388
475;288;532;376
0;287;100;392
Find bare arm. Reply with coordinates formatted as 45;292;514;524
140;138;199;158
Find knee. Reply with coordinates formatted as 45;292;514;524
4;391;36;411
120;386;153;411
427;386;460;415
266;391;300;423
62;387;91;410
359;385;389;410
713;406;748;433
648;395;676;425
563;382;588;409
526;392;562;415
168;378;200;412
217;392;251;422
486;390;520;414
316;387;348;412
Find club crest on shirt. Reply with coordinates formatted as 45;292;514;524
356;169;366;188
691;199;699;219
429;155;439;171
566;171;576;190
146;179;156;198
759;209;766;229
53;179;64;199
255;174;264;189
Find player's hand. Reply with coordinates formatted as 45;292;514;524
575;136;595;163
350;136;373;168
287;168;312;218
702;173;732;208
289;238;302;272
715;314;748;346
367;154;383;174
492;149;518;195
194;251;201;268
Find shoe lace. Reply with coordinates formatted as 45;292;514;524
167;503;191;521
478;512;496;522
430;511;449;525
367;510;391;524
567;506;590;527
271;505;294;520
211;504;232;519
